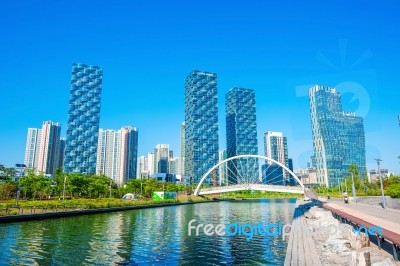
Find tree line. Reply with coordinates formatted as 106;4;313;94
0;168;190;200
316;164;400;198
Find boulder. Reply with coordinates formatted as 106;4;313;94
323;238;352;254
349;230;370;249
372;258;398;266
351;251;371;266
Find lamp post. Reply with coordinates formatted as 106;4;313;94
62;173;67;200
351;172;357;203
109;178;112;198
374;159;386;208
14;164;26;208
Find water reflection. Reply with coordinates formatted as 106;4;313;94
0;199;296;265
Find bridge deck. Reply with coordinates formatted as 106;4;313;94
197;184;304;195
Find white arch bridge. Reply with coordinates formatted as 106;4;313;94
193;155;312;197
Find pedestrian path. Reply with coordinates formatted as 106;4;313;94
284;200;322;266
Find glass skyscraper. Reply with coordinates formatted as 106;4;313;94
64;63;102;174
226;88;258;184
184;70;219;183
309;85;366;187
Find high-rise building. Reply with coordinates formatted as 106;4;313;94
309;85;366;187
56;137;66;170
180;121;185;176
153;144;170;174
119;126;138;181
37;121;61;175
137;155;149;179
24;121;62;175
96;126;138;184
174;157;184;175
184;70;219;183
307;155;316;169
218;150;228;185
169;157;177;175
226;88;258;183
264;131;289;185
24;128;42;170
147;152;154;176
96;129;119;180
64;63;102;174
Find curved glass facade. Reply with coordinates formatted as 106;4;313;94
64;63;102;174
309;85;366;187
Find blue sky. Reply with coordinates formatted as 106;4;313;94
0;0;399;172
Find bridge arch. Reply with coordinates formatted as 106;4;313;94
194;155;305;196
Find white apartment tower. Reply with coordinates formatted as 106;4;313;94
96;127;138;184
24;121;62;175
264;131;288;166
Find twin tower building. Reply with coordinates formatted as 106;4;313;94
25;65;366;187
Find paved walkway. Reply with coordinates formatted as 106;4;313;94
322;199;400;261
324;199;400;234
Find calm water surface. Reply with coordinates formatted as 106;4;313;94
0;199;296;265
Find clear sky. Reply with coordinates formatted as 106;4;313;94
0;0;399;173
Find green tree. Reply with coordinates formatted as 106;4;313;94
67;173;90;197
386;184;400;198
88;175;111;198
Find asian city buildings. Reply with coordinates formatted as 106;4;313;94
64;63;103;174
184;70;219;183
262;131;294;185
309;85;367;187
96;127;138;184
24;121;63;175
225;87;258;184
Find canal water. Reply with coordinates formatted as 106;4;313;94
0;199;296;265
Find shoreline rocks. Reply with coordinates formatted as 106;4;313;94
303;205;399;266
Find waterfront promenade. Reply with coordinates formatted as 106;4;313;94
324;199;400;234
322;198;400;261
285;198;400;265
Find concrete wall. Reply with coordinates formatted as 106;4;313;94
349;196;400;210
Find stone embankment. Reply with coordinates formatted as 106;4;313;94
304;205;399;266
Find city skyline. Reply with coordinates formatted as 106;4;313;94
7;67;400;175
1;1;399;173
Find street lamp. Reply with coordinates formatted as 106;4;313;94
109;178;112;198
374;159;386;208
15;163;26;208
62;173;67;200
351;172;357;203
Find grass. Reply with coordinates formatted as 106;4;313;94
0;195;213;216
0;192;303;216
